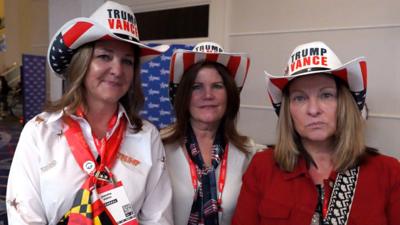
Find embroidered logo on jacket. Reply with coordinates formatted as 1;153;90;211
117;153;140;166
40;160;57;172
35;116;45;124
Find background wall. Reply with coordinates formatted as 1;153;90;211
227;0;400;158
0;0;48;71
11;0;400;158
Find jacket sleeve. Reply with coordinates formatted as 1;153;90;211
388;158;400;225
231;151;267;225
6;120;48;224
138;125;173;225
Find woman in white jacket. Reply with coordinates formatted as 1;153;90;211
162;42;263;225
6;1;172;224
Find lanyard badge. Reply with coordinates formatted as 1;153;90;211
97;181;138;225
64;114;137;224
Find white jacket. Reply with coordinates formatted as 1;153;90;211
164;139;263;225
6;106;173;225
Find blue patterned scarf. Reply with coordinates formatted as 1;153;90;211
185;124;225;225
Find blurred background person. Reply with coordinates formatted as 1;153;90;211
0;75;10;118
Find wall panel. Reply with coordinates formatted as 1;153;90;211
228;0;400;158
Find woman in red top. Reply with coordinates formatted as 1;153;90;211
232;41;400;225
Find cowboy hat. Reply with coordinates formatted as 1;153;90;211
169;42;250;100
265;41;367;115
47;1;169;78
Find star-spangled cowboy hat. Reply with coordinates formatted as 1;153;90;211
169;42;250;100
265;41;367;115
47;1;169;78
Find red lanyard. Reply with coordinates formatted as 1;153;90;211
76;107;118;157
322;178;334;218
63;114;126;177
92;113;118;156
187;145;229;208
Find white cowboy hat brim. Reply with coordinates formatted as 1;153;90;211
265;57;367;114
48;17;169;78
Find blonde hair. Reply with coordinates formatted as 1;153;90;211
274;78;366;172
45;42;144;131
45;43;93;114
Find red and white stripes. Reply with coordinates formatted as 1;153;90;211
169;49;250;89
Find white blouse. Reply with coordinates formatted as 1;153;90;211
6;106;173;225
164;139;263;225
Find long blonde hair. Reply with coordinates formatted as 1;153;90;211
45;42;144;132
274;78;366;172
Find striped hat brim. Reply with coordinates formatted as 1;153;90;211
47;17;169;78
169;49;250;89
265;57;367;115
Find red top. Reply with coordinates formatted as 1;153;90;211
231;149;400;225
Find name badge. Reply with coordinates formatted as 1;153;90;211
97;181;138;225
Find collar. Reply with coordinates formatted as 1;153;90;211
45;103;132;128
283;155;308;180
282;154;337;182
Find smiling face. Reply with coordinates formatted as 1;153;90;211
84;40;135;107
189;67;227;128
288;74;338;145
